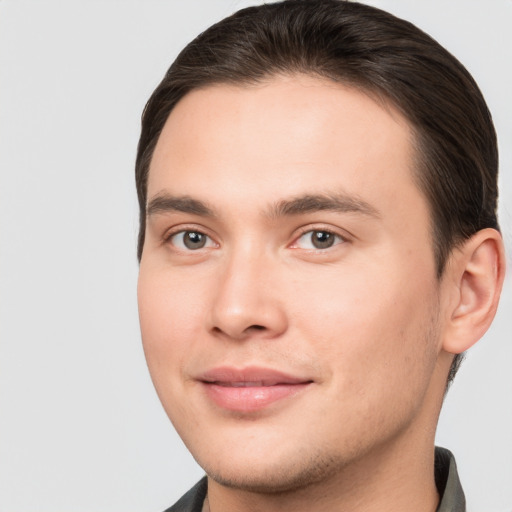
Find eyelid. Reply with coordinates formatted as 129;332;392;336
289;225;350;250
161;222;350;251
163;224;219;250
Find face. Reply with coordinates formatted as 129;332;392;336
138;76;447;492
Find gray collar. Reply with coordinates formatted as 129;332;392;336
435;447;466;512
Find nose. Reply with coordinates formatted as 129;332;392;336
207;250;288;341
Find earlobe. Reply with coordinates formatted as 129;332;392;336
442;228;506;354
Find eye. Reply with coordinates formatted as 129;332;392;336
293;230;345;250
168;230;216;251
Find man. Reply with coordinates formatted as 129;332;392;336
135;1;505;511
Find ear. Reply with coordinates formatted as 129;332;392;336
442;228;506;354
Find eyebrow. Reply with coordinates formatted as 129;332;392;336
146;191;380;220
269;193;380;219
146;194;215;217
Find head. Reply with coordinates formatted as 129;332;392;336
136;0;504;497
136;0;499;384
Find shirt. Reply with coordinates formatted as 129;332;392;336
163;446;465;512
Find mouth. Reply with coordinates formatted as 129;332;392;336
197;366;313;412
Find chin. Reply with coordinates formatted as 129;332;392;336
197;447;346;494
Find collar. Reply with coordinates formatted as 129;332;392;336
435;446;466;512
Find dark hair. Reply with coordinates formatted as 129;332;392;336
135;0;499;381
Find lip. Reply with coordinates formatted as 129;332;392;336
197;366;313;412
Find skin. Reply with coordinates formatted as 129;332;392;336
138;75;505;512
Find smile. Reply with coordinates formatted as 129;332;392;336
198;367;313;412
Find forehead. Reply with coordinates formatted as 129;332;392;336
148;75;424;224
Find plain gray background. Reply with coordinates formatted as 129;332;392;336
0;1;511;511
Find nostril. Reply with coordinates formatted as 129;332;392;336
212;324;265;336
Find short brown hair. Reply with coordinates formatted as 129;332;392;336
135;0;500;381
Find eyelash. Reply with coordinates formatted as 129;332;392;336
291;227;348;251
164;227;217;252
163;226;349;252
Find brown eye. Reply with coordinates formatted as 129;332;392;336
184;231;206;249
294;230;345;250
169;230;214;250
311;231;335;249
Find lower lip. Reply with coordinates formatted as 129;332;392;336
201;382;311;412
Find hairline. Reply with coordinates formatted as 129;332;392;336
141;71;446;278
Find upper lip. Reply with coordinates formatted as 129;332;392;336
197;366;313;386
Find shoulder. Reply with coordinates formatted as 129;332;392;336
162;477;208;512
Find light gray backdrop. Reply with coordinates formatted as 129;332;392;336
0;1;511;511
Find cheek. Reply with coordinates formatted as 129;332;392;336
137;264;215;435
289;260;439;395
137;265;208;380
